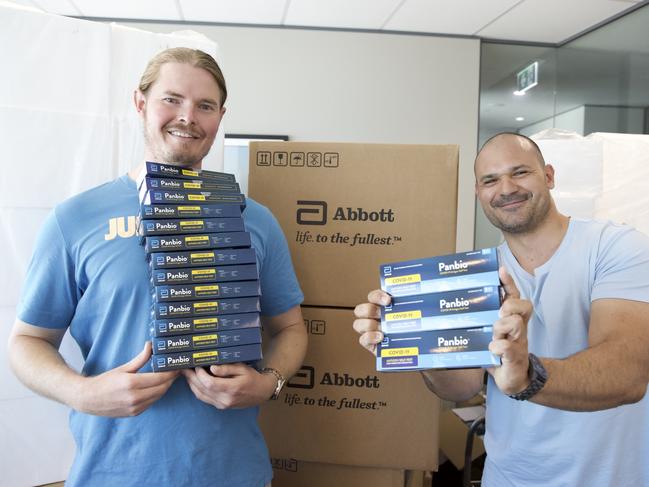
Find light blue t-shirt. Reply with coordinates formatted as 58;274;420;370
483;219;649;487
18;174;303;487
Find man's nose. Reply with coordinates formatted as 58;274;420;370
177;104;197;124
499;176;518;195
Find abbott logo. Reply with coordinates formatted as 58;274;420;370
296;200;327;225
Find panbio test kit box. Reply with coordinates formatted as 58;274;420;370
381;248;499;297
248;142;458;308
381;286;502;334
259;307;439;471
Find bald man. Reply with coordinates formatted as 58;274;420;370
354;132;649;486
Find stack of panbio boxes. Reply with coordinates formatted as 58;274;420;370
377;248;502;371
137;161;262;372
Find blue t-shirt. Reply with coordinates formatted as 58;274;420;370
483;219;649;487
18;174;303;487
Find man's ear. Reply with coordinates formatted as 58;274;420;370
545;164;556;190
134;89;146;116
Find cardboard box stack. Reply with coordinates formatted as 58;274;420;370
137;161;262;372
378;248;502;372
249;142;460;484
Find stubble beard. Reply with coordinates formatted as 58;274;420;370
143;124;210;168
485;193;551;235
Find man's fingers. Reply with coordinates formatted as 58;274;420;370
129;370;179;389
499;266;520;300
354;302;382;320
359;331;383;355
208;364;246;377
368;289;391;306
492;315;527;341
500;298;533;320
118;342;153;373
353;318;381;335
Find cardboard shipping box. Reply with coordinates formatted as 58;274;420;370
439;408;485;470
259;307;440;471
271;459;405;487
248;142;458;308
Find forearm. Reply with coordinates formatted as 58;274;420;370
8;334;84;409
261;322;308;379
532;342;649;411
420;368;484;402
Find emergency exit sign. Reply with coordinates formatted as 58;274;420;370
517;61;538;93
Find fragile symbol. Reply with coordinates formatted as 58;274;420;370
274;152;288;166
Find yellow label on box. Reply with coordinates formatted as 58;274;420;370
385;310;422;321
381;347;419;357
194;301;218;309
193;335;217;344
194;318;218;325
180;220;203;227
188;194;206;201
192;269;216;277
385;274;421;285
186;236;209;243
193;350;218;359
181;169;199;177
178;206;201;211
196;285;218;292
184;182;201;189
192;252;215;259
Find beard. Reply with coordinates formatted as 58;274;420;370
484;191;551;235
143;122;211;167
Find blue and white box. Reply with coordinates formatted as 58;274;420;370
140;203;243;220
144;232;251;252
153;296;261;319
380;248;499;297
151;343;262;371
150;263;259;286
150;313;261;337
145;161;236;182
377;326;500;371
381;286;502;334
149;248;257;269
154;280;261;302
152;327;262;354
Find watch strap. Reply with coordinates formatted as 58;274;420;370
260;367;286;400
508;353;548;401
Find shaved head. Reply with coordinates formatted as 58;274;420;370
476;132;545;172
474;131;556;235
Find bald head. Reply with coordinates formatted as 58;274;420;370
476;132;545;173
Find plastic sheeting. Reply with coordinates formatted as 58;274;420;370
532;129;649;236
0;2;224;485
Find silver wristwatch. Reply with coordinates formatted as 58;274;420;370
260;367;286;400
508;353;548;401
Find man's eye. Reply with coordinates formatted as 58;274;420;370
163;97;179;104
200;104;215;111
482;179;496;186
513;170;528;177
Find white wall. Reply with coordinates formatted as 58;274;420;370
129;22;481;251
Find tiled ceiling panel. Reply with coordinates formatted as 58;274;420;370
181;0;287;24
22;0;80;16
385;0;521;36
477;0;643;43
284;0;401;29
73;0;180;21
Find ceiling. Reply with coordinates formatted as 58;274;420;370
8;0;648;44
480;3;649;141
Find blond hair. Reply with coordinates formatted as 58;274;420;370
138;47;227;106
